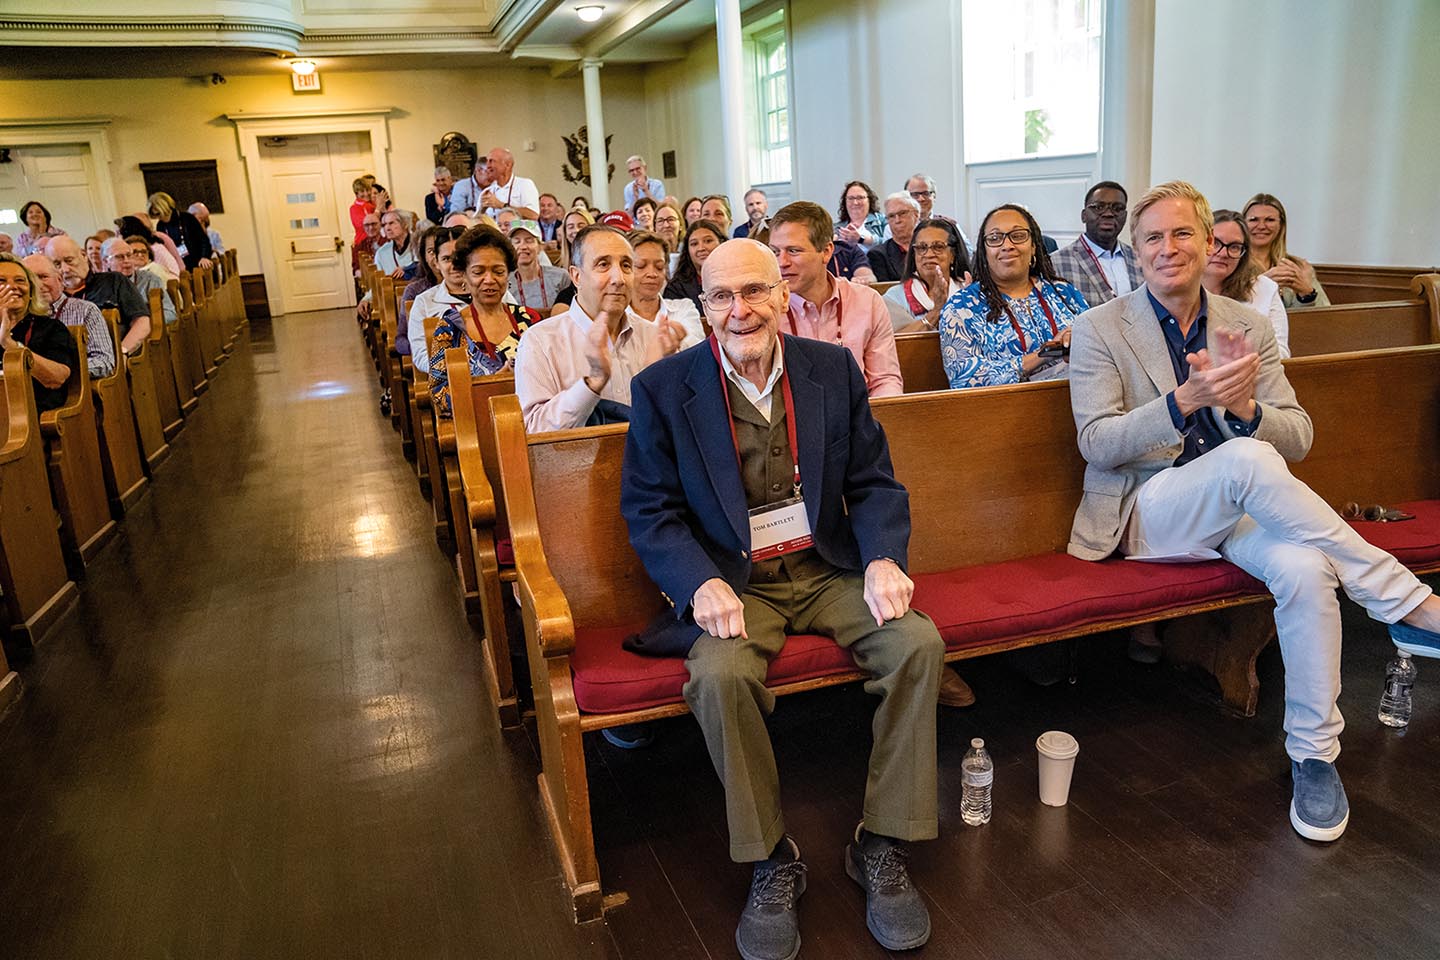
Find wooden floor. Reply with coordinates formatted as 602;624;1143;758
2;308;1438;959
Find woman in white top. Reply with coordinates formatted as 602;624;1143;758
883;219;973;333
1203;209;1290;357
628;230;706;349
1241;192;1329;310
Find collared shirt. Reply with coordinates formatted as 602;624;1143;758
513;301;668;432
785;277;903;397
718;336;785;421
53;293;115;379
1082;234;1135;297
1152;289;1263;468
128;268;176;325
446;174;484;215
939;279;1089;388
374;238;416;277
206;227;226;255
623;178;667;209
538;218;562;242
481;175;540;220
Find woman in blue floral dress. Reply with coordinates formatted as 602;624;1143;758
939;204;1089;389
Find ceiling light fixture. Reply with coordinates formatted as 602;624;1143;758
289;59;317;76
575;5;605;22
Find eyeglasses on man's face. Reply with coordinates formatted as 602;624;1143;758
885;209;918;223
983;228;1031;248
1212;238;1247;258
1085;202;1126;216
700;280;782;314
909;190;935;200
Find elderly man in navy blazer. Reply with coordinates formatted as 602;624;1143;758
621;238;943;959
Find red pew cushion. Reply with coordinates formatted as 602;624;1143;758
1347;500;1440;568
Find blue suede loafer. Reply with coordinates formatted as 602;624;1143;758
1290;759;1349;842
1390;621;1440;659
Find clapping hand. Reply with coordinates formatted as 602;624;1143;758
1176;343;1260;421
837;222;862;245
644;315;685;365
582;316;613;394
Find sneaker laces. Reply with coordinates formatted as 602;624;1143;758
861;843;911;892
750;860;805;907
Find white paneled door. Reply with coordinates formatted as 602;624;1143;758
257;132;371;315
0;144;105;242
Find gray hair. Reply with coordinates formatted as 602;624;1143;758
744;188;767;201
626;154;646;168
905;173;937;193
381;208;415;231
101;237;132;258
433;165;454;178
883;191;920;213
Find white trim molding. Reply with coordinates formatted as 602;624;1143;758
0;15;303;53
0;118;119;223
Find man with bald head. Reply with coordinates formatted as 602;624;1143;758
23;253;115;378
621;238;943;959
103;237;176;326
478;146;539;220
48;235;150;354
187;202;225;255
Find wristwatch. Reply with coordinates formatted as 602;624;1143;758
1296;289;1318;304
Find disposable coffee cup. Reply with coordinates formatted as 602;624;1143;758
1035;731;1080;807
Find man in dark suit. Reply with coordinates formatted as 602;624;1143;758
621;239;943;959
865;192;918;282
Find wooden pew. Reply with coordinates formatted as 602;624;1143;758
0;348;79;646
144;287;185;443
447;354;519;726
91;311;149;515
168;275;208;404
492;343;1440;920
228;249;248;334
186;269;221;379
399;297;430;490
107;307;171;475
1313;264;1437;305
42;325;116;566
418;314;452;547
387;285;415;458
0;638;17;713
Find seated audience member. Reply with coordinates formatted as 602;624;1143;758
394;226;450;358
836;181;889;251
508;220;572;313
479;147;539;220
350;175;377;242
664;220;727;315
374;209;418;280
514;224;683;431
537;192;565;258
682;196;704;226
0;253;77;412
867;193;920;282
620;237;944;958
126;235;175;287
1203;209;1290;357
104;238;176;326
23;253;115;379
447;160;489;215
371;183;393;214
0;233;12;254
85;235;108;275
1052;181;1143;307
624;155;667;209
884;219;972;332
425;166;456;224
50;235;151;354
828;239;878;285
770;201;904;400
654;200;685;268
561;207;597;267
408;226;470;375
115;216;182;279
940;204;1088;389
732;188;770;240
700;195;733;237
571;196;592;213
149;192;213;271
1068;180;1440;843
442;212;472;229
495;208;520;235
188;202;225;255
632;197;658;232
904;173;941;222
1243;192;1330;308
429;225;544;416
628;229;705;348
598;211;635;231
15;201;67;258
352;211;382;279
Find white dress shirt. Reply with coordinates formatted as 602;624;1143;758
1081;233;1134;297
408;285;467;374
1245;274;1291;359
718;335;785;422
514;301;667;432
482;175;540;220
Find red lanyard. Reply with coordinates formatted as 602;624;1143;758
467;304;521;361
787;286;843;343
1002;285;1059;352
515;269;547;309
20;318;36;347
709;335;802;495
1081;239;1115;296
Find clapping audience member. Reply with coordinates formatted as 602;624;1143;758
352;211;382;281
15;201;66;258
1052;181;1142;306
701;195;733;236
50;235;151;355
425;166;456;224
514;224;683;431
479;147;540;220
664;219;727;314
632;197;658;232
508;220;572;313
408;226;469;375
429;225;544;416
628;229;705;348
940;204;1088;389
732;189;770;240
654;200;685;267
623;155;667;209
884;219;971;332
371;183;393;214
1203;210;1290;357
1243;193;1330;308
0;252;76;413
188;202;225;255
835;181;888;251
103;238;176;326
867;192;920;282
23;252;115;378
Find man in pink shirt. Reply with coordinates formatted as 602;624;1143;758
768;202;903;398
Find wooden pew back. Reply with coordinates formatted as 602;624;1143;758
1313;264;1437;305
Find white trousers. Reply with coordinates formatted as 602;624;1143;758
1122;437;1432;762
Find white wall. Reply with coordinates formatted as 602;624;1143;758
1149;0;1440;266
643;37;725;201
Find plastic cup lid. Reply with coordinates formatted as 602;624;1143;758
1036;730;1079;760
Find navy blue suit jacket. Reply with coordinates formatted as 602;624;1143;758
620;334;911;655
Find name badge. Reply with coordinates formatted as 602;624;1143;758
176;243;189;259
748;496;813;562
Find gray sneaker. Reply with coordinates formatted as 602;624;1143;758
1290;759;1349;842
844;825;931;950
736;836;806;960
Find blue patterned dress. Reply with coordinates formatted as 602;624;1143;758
939;279;1089;389
429;302;540;417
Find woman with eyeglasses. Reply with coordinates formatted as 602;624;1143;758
1241;193;1329;309
664;219;727;314
653;199;685;270
884;219;972;332
940;204;1089;389
1201;209;1290;357
0;252;76;413
835;181;889;252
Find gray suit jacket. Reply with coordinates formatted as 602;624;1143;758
1066;284;1313;560
1052;238;1143;307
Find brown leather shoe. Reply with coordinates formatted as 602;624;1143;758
937;666;975;708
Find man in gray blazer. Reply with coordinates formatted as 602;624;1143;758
1052;181;1143;307
1067;180;1440;844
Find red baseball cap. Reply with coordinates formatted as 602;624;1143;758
598;210;634;230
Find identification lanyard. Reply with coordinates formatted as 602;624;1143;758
1002;285;1059;352
20;318;35;347
708;335;802;497
467;304;521;361
1081;239;1116;296
516;269;547;309
787;287;843;345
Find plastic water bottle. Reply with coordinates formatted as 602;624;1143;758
961;738;993;825
1379;650;1417;728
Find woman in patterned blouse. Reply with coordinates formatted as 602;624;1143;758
939;204;1089;389
429;224;542;418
